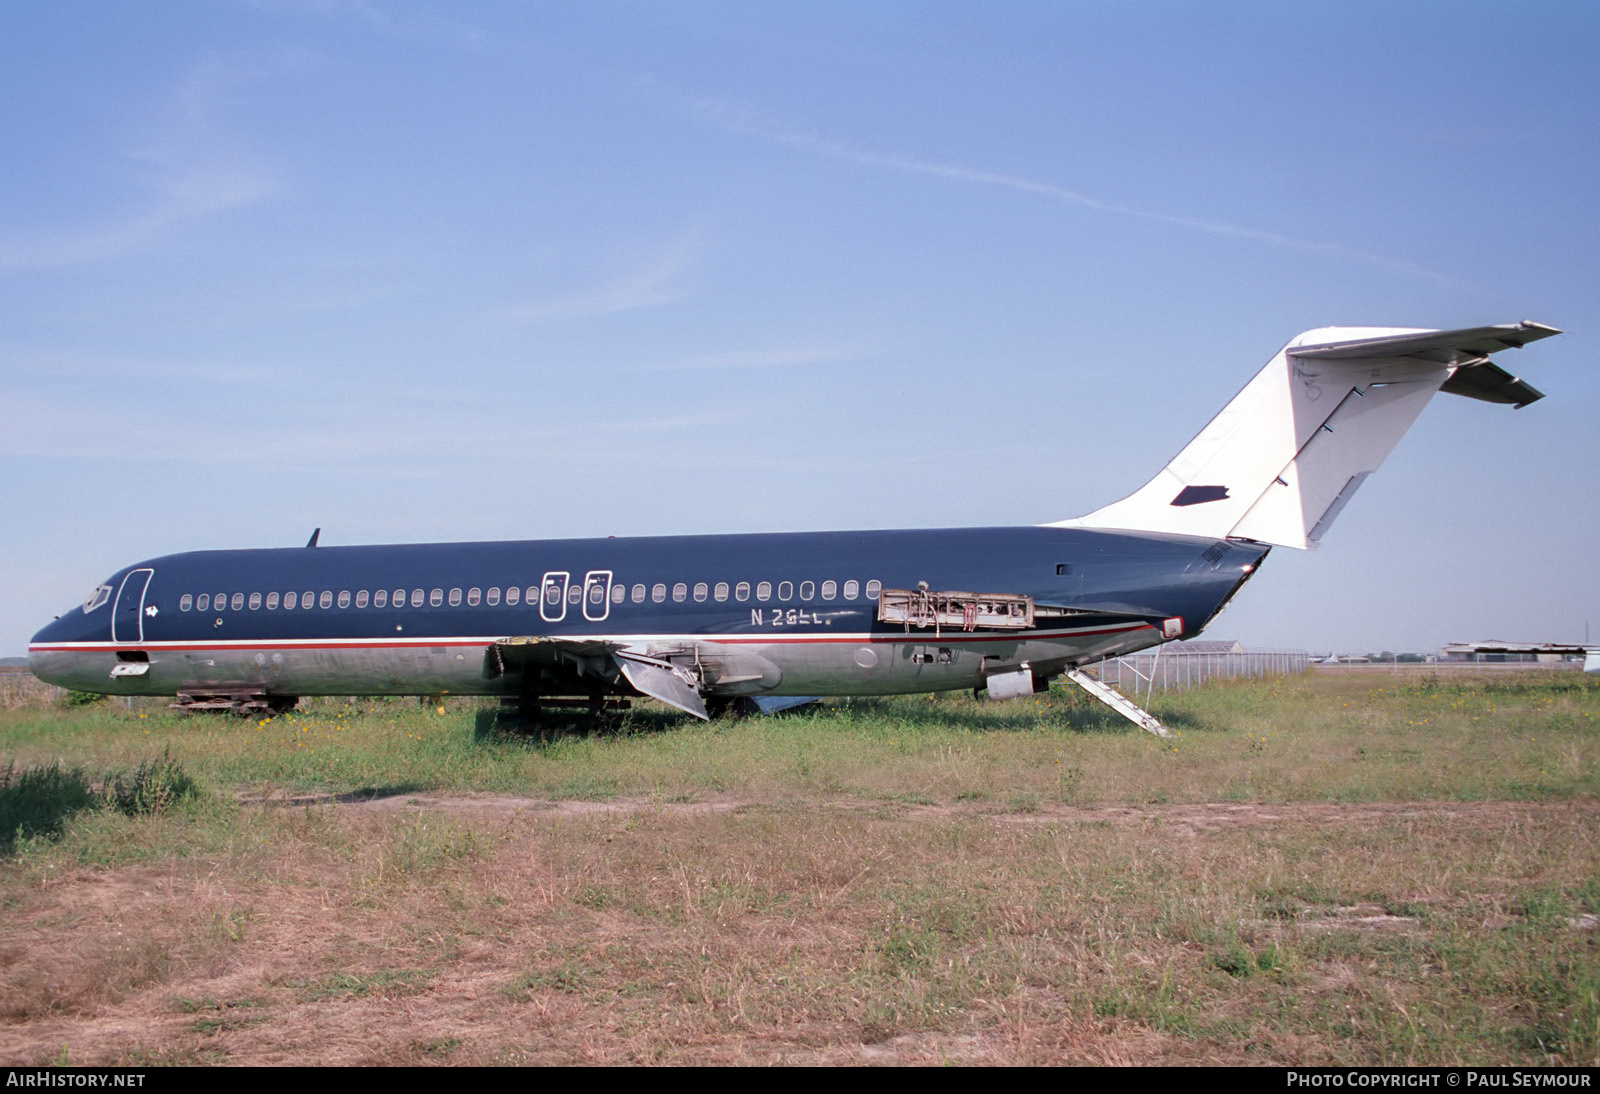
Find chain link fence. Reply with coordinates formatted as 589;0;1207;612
1091;647;1308;695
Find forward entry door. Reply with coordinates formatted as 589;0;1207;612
112;569;154;643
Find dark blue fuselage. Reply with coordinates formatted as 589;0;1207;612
29;525;1266;704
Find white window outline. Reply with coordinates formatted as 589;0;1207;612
486;587;500;606
410;589;424;608
233;593;246;611
777;581;793;601
757;581;772;602
505;586;519;606
337;590;351;608
610;583;625;605
279;593;291;610
355;590;368;608
844;580;860;600
319;591;334;609
631;583;646;603
467;587;481;606
735;582;750;602
866;580;882;600
448;588;462;607
540;571;570;623
429;588;443;607
582;570;613;622
83;584;112;613
672;583;687;603
652;583;666;603
374;589;387;608
693;582;708;602
179;594;193;612
821;580;837;600
267;591;280;610
249;592;262;610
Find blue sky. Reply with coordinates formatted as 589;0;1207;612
3;0;1596;656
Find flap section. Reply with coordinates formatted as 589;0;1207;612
615;652;709;720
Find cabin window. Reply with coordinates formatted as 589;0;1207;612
844;580;859;599
652;583;666;603
410;589;424;608
505;586;519;606
232;593;245;611
467;587;481;606
799;581;815;601
449;588;462;606
280;592;292;610
544;584;560;606
821;580;837;600
590;584;605;605
303;591;315;609
267;592;280;609
337;590;351;609
777;581;793;601
693;582;708;602
197;593;210;611
632;584;646;603
523;586;536;605
756;581;772;602
714;582;729;602
355;590;368;608
212;591;225;611
486;587;500;606
672;583;687;603
610;584;625;604
179;594;193;611
735;582;750;602
866;580;882;600
319;591;333;609
374;589;388;608
393;589;405;607
566;585;581;605
429;588;443;607
249;592;262;610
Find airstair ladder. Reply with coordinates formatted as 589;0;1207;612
1064;668;1170;739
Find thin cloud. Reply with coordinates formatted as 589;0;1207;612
0;61;276;273
648;343;869;372
501;229;703;323
690;96;1455;284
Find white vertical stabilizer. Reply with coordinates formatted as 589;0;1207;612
1052;322;1558;550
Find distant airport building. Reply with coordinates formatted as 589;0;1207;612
1438;641;1589;665
1093;640;1307;694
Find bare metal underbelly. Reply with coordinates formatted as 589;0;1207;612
29;623;1158;699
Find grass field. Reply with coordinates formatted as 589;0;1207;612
1;671;1596;1065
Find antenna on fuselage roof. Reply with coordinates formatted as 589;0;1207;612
305;528;321;548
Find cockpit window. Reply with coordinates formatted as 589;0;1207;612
83;584;112;613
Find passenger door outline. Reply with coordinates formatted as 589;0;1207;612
582;570;613;622
112;568;154;643
539;571;570;623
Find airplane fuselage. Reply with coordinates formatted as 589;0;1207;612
27;525;1266;705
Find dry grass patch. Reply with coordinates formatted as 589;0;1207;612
1;797;1596;1066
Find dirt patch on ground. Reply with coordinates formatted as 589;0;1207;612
3;795;1595;1066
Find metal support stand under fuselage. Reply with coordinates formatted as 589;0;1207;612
1064;668;1170;738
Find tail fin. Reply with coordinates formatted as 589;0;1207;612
1055;322;1559;549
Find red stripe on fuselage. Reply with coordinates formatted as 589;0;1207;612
28;621;1154;656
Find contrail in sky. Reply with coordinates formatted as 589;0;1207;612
690;96;1455;285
